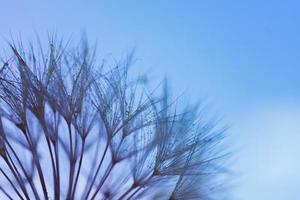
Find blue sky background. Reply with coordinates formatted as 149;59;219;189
1;1;300;199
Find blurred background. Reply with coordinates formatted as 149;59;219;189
1;1;300;199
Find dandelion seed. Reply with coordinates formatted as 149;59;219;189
0;37;229;200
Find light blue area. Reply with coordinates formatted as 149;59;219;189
1;0;300;199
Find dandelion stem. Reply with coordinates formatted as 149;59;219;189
84;139;110;199
71;140;85;199
0;167;24;200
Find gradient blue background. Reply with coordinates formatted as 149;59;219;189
1;1;300;199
